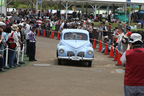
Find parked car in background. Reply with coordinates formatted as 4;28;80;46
57;29;94;67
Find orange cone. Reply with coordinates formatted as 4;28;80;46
43;29;46;37
38;28;41;36
116;51;122;66
57;32;60;40
113;47;118;61
93;38;96;49
98;40;102;52
58;20;61;24
104;42;109;55
109;45;114;58
50;30;54;39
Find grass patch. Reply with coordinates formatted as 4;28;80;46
0;54;30;74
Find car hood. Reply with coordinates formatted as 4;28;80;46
63;40;89;49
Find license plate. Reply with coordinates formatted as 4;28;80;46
71;56;80;61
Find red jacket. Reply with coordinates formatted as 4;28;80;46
124;48;144;86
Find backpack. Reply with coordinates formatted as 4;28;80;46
52;24;55;31
8;32;16;49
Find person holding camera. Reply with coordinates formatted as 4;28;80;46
121;33;144;96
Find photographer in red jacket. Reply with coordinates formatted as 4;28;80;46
120;33;144;96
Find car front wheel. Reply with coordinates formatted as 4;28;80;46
58;59;62;65
88;61;92;67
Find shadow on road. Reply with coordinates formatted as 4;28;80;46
53;59;90;67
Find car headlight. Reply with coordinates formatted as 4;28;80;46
88;50;93;55
59;49;64;53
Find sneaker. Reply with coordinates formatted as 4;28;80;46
0;69;5;72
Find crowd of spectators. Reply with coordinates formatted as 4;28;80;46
0;8;144;72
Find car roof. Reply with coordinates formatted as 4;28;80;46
62;29;89;34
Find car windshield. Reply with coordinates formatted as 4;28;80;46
64;32;88;40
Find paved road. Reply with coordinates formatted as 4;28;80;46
0;36;124;96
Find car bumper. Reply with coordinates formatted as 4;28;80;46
58;56;94;61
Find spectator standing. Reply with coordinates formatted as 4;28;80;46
121;33;144;96
25;21;34;57
89;23;94;43
63;20;68;29
126;26;131;35
0;30;5;72
101;22;108;42
77;23;81;29
5;17;10;27
8;24;19;68
41;22;46;36
141;19;143;29
118;22;122;29
21;24;26;42
36;18;42;27
114;27;124;51
28;26;37;61
60;20;64;30
121;35;129;54
107;23;111;32
134;23;137;29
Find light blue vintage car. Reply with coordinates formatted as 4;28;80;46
57;29;94;67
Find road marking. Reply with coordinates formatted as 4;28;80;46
115;69;125;73
33;64;51;67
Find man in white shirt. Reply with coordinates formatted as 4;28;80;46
25;21;34;57
60;20;64;30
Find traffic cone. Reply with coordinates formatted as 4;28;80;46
93;38;96;49
58;20;61;24
38;28;41;36
57;32;60;40
113;47;118;61
98;40;102;52
43;29;46;37
116;51;122;66
104;42;109;55
109;45;114;58
50;30;54;39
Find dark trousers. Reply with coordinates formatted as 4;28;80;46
26;40;30;57
0;57;4;68
89;33;93;44
29;42;36;60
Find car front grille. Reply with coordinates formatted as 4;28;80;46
67;51;75;56
77;52;84;57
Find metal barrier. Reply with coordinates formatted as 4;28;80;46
0;44;25;68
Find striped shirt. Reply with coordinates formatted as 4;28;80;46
36;20;42;27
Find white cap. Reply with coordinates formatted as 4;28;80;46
19;23;23;26
129;33;143;43
104;36;108;38
124;35;128;39
0;22;5;26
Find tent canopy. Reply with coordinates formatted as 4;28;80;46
134;11;144;14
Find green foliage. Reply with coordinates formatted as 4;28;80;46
13;2;19;8
18;4;28;8
131;29;144;31
52;4;57;10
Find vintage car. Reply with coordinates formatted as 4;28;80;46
56;29;94;67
